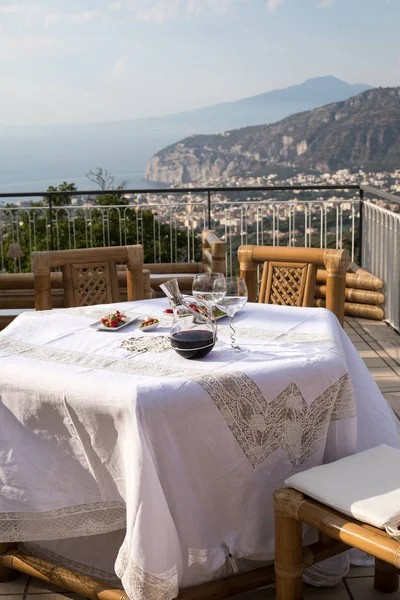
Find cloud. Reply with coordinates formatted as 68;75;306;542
0;34;60;60
109;2;122;10
316;0;335;7
128;0;246;23
0;5;20;14
0;3;40;15
267;0;284;11
70;11;96;24
109;56;127;77
134;0;180;24
43;12;61;27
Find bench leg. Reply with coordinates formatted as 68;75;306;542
274;490;304;600
0;544;18;583
374;559;399;593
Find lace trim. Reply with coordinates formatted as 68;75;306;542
116;544;179;600
118;330;339;356
0;335;354;471
0;330;340;376
20;542;121;583
0;501;126;542
0;336;185;378
198;372;356;468
120;336;171;354
219;326;337;345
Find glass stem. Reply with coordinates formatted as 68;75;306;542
209;303;217;342
229;316;240;350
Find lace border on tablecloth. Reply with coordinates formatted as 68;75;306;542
0;334;355;471
120;335;171;354
199;371;356;468
0;501;126;543
116;543;179;600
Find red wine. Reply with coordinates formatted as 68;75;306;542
171;330;215;359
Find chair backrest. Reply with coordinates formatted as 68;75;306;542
238;245;350;325
32;245;144;311
202;230;227;275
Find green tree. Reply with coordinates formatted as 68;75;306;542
1;171;202;273
47;181;77;207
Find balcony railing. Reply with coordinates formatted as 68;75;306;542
0;183;399;329
361;187;400;332
0;184;361;270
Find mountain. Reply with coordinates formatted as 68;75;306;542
145;87;400;184
141;76;371;135
0;76;372;194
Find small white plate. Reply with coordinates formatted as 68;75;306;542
90;316;139;332
138;321;160;332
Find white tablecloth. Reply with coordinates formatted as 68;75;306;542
0;300;398;599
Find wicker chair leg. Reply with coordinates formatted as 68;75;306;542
374;558;399;593
274;490;305;600
0;544;18;583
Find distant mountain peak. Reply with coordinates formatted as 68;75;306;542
135;76;374;139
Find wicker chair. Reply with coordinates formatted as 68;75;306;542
238;246;350;325
32;245;145;311
274;445;400;600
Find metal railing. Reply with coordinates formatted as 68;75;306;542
1;182;399;329
211;198;360;276
361;185;400;331
0;184;361;273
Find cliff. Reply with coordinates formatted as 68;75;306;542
145;87;400;184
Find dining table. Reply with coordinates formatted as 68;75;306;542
0;298;399;600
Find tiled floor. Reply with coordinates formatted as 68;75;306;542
2;318;400;600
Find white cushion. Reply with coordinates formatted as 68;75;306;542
285;445;400;537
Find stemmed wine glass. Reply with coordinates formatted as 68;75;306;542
213;277;248;351
192;273;225;321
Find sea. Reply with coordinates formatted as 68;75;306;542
0;125;176;204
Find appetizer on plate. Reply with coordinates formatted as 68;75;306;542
101;310;126;328
139;317;160;331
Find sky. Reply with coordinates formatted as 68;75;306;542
0;0;399;126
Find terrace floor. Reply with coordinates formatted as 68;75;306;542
1;318;400;600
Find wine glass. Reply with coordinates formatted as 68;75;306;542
192;273;225;318
214;277;248;351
